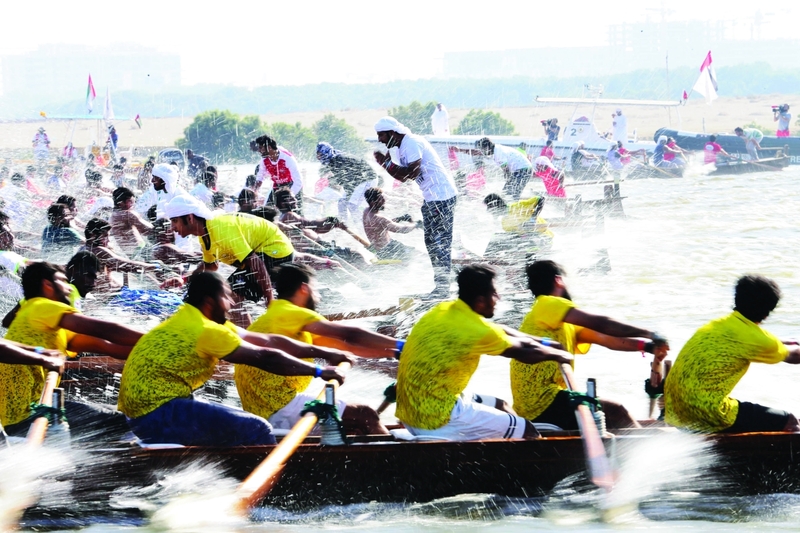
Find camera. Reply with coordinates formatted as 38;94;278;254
773;104;789;113
541;118;556;127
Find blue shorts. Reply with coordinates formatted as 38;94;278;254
128;397;276;446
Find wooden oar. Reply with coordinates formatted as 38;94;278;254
25;371;59;447
341;227;371;249
233;362;351;515
559;363;615;491
323;305;400;322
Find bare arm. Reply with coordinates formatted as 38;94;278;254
237;328;356;366
59;313;143;346
304;321;396;358
501;336;574;366
223;340;346;384
374;153;421;183
0;341;64;372
576;328;669;359
129;211;153;236
563;308;655;339
67;334;133;360
241;253;273;305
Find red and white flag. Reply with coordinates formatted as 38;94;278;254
692;51;718;104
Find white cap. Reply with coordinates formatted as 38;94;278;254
164;194;215;221
374;116;411;135
658;135;667;143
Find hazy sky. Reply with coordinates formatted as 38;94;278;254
1;0;797;86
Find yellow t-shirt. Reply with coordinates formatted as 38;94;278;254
0;298;77;426
118;303;242;419
201;213;293;265
512;295;591;420
235;299;324;419
501;196;553;238
396;299;513;430
664;311;788;433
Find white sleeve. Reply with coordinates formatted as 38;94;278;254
283;154;303;195
399;138;423;166
255;159;267;183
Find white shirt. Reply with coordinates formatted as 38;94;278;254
190;182;214;206
605;146;624;170
778;112;792;131
612;114;628;143
492;144;531;172
396;134;457;202
255;147;303;196
431;107;450;136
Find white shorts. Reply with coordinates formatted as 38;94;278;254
404;394;526;441
267;389;347;431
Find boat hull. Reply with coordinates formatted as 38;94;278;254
654;128;797;164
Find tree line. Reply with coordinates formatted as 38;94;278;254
178;105;517;162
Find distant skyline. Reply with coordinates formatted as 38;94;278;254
1;0;798;87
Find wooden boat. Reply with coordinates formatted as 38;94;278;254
708;152;789;175
655;127;799;165
18;425;800;521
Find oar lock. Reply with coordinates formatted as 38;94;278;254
301;384;348;446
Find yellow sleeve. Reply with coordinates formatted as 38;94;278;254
223;221;256;264
197;321;242;360
33;299;77;330
474;322;514;356
200;236;214;263
536;297;575;330
749;331;789;364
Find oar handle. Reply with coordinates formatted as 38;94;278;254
559;363;614;491
234;362;351;514
25;370;59;447
342;227;371;249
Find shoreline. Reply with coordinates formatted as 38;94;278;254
0;94;792;156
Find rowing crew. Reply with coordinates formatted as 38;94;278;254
0;255;797;445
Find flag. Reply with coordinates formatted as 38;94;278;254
39;111;47;118
86;75;96;113
103;86;115;121
692;51;718;104
135;114;142;129
682;90;688;101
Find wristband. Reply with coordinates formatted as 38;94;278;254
395;339;406;360
540;337;553;347
637;339;646;356
34;346;45;354
314;365;323;378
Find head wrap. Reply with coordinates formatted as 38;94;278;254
164;194;215;221
658;135;667;144
374;116;411;135
152;163;178;194
534;156;557;170
316;142;340;165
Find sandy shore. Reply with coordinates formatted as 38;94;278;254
0;94;790;156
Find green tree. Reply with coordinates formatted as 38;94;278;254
388;100;437;134
176;109;262;163
455;109;517;136
312;114;367;156
265;122;317;161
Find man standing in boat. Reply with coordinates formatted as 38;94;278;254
665;275;800;433
236;263;399;435
453;137;533;200
611;109;627;144
773;104;791;138
395;264;573;441
735;127;763;160
118;271;352;446
511;260;669;430
166;194;294;325
373;117;458;297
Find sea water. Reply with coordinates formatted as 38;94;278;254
10;162;800;531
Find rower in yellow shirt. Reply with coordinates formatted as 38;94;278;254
395;264;573;441
118;272;353;446
483;193;553;260
1;261;142;441
236;263;399;435
512;260;668;430
166;194;294;326
665;275;800;433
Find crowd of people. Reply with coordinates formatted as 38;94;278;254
0;114;796;452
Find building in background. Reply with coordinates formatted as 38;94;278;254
442;20;800;79
1;44;180;98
